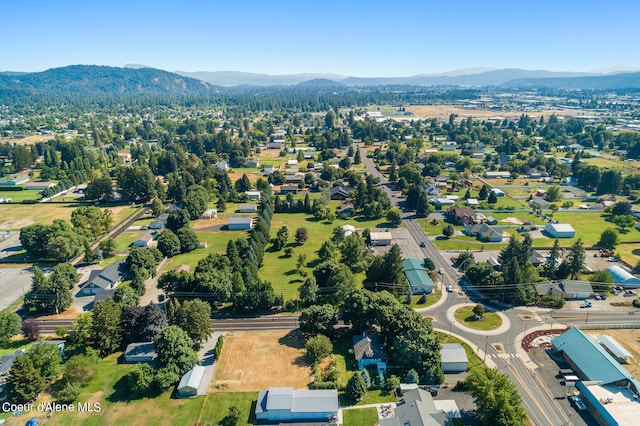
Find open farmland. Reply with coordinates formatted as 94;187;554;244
212;330;312;392
0;204;137;231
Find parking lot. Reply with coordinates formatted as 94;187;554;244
528;343;597;425
0;268;33;310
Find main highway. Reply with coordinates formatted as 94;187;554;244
358;145;577;426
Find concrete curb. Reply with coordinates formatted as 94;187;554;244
434;327;497;369
445;303;511;336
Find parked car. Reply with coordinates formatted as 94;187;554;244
612;289;620;295
569;395;587;411
580;301;592;308
608;257;618;262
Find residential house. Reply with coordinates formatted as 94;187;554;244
238;204;259;213
177;365;205;397
463;223;503;242
440;141;457;151
530;197;551;210
123;342;157;363
133;231;155;248
245;158;260;168
150;213;168;230
466;198;478;207
560;280;593;299
433;198;455;208
446;205;476;225
285;174;304;184
255;388;338;422
352;333;387;372
263;165;276;175
441;344;468;373
330;186;351;200
279;186;298;195
424;184;439;196
285;167;299;175
403;259;435;294
380;388;453;426
337;200;355;215
287;159;298;167
117;151;132;162
535;280;564;298
228;217;253;230
214;159;229;171
267;141;284;150
80;261;126;296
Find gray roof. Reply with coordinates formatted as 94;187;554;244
0;354;16;375
124;342;157;360
561;280;593;295
464;223;502;239
134;230;155;243
381;388;448;426
257;387;338;415
352;333;386;362
228;217;253;225
178;365;205;391
535;280;562;296
84;261;126;290
597;335;632;359
441;343;468;364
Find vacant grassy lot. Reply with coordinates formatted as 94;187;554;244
0;190;41;202
342;407;379;426
454;306;502;331
0;203;137;231
212;330;312;392
261;211;386;300
552;212;640;248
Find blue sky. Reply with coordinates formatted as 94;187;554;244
2;0;639;76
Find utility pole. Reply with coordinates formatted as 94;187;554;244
484;336;489;363
585;311;590;325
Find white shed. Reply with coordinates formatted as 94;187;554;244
441;343;468;373
370;231;392;246
177;365;205;397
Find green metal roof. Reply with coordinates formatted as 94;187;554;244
403;258;435;291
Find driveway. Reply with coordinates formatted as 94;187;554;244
0;268;32;310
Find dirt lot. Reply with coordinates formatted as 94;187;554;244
212;330;313;392
405;105;587;121
585;329;640;379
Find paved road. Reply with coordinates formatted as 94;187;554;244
359;145;575;425
36;316;300;333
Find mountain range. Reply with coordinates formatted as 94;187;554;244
1;65;640;100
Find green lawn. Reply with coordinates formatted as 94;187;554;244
0;189;41;202
112;232;139;253
342;407;379;426
332;332;360;389
163;230;248;271
454;306;503;331
409;291;442;308
0;339;34;356
261;212;387;301
552;212;640;246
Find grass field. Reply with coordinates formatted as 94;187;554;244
212;330;312;392
0;190;41;202
454;306;503;331
0;204;137;231
409;291;442;308
164;229;248;271
342;407;379;426
261;211;386;300
552;212;640;248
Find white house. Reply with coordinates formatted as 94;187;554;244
216;160;230;171
544;223;575;238
80;261;126;296
490;188;505;197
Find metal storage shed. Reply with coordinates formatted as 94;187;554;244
177;365;205;397
597;335;632;364
441;343;468;373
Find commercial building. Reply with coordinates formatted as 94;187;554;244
403;258;436;294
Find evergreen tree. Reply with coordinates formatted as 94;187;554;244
346;372;367;401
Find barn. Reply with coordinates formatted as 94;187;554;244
228;217;253;230
607;265;640;289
